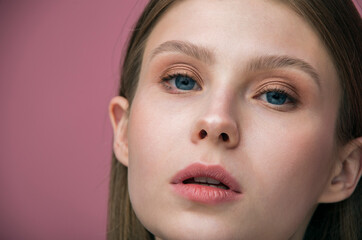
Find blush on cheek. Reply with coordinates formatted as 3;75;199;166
126;96;183;224
243;112;337;229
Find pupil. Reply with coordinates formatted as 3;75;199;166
181;79;189;85
266;92;287;105
175;75;196;90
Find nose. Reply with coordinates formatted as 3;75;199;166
191;99;240;149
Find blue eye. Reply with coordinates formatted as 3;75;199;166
258;87;297;108
161;73;200;92
175;75;196;90
266;91;288;105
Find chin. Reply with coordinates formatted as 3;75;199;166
141;213;248;240
152;226;239;240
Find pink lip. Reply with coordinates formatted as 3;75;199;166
171;163;242;204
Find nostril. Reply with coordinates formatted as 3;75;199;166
199;129;208;139
220;133;229;142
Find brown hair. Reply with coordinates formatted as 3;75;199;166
107;0;362;239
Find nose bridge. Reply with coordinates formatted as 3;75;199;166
204;91;235;129
191;87;240;148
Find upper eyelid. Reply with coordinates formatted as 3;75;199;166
159;64;204;84
162;73;193;82
255;81;299;97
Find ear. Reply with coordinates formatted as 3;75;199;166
318;137;362;203
109;96;129;167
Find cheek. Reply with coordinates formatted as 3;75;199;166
125;94;190;220
244;110;337;222
257;125;334;192
127;103;162;194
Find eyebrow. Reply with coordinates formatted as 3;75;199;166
247;55;321;88
150;40;215;64
150;40;320;88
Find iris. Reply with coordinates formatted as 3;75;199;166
266;91;287;105
175;75;196;90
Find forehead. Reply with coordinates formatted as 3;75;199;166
141;0;338;90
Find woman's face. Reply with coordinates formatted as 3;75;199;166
126;0;340;239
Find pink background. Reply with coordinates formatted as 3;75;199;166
0;1;147;239
0;1;361;240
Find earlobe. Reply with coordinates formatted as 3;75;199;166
318;137;362;203
109;96;130;167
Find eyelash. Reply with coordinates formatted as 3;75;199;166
255;85;299;110
160;72;299;110
160;73;201;93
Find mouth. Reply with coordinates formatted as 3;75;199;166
183;177;230;190
171;163;242;204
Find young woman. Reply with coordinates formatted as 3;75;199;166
108;0;362;239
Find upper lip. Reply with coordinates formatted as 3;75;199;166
171;163;242;193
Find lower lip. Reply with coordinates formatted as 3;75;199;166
172;183;242;204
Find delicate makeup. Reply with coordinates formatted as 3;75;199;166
125;1;341;239
155;58;303;113
159;63;203;93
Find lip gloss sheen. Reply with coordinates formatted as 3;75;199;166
171;163;242;204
